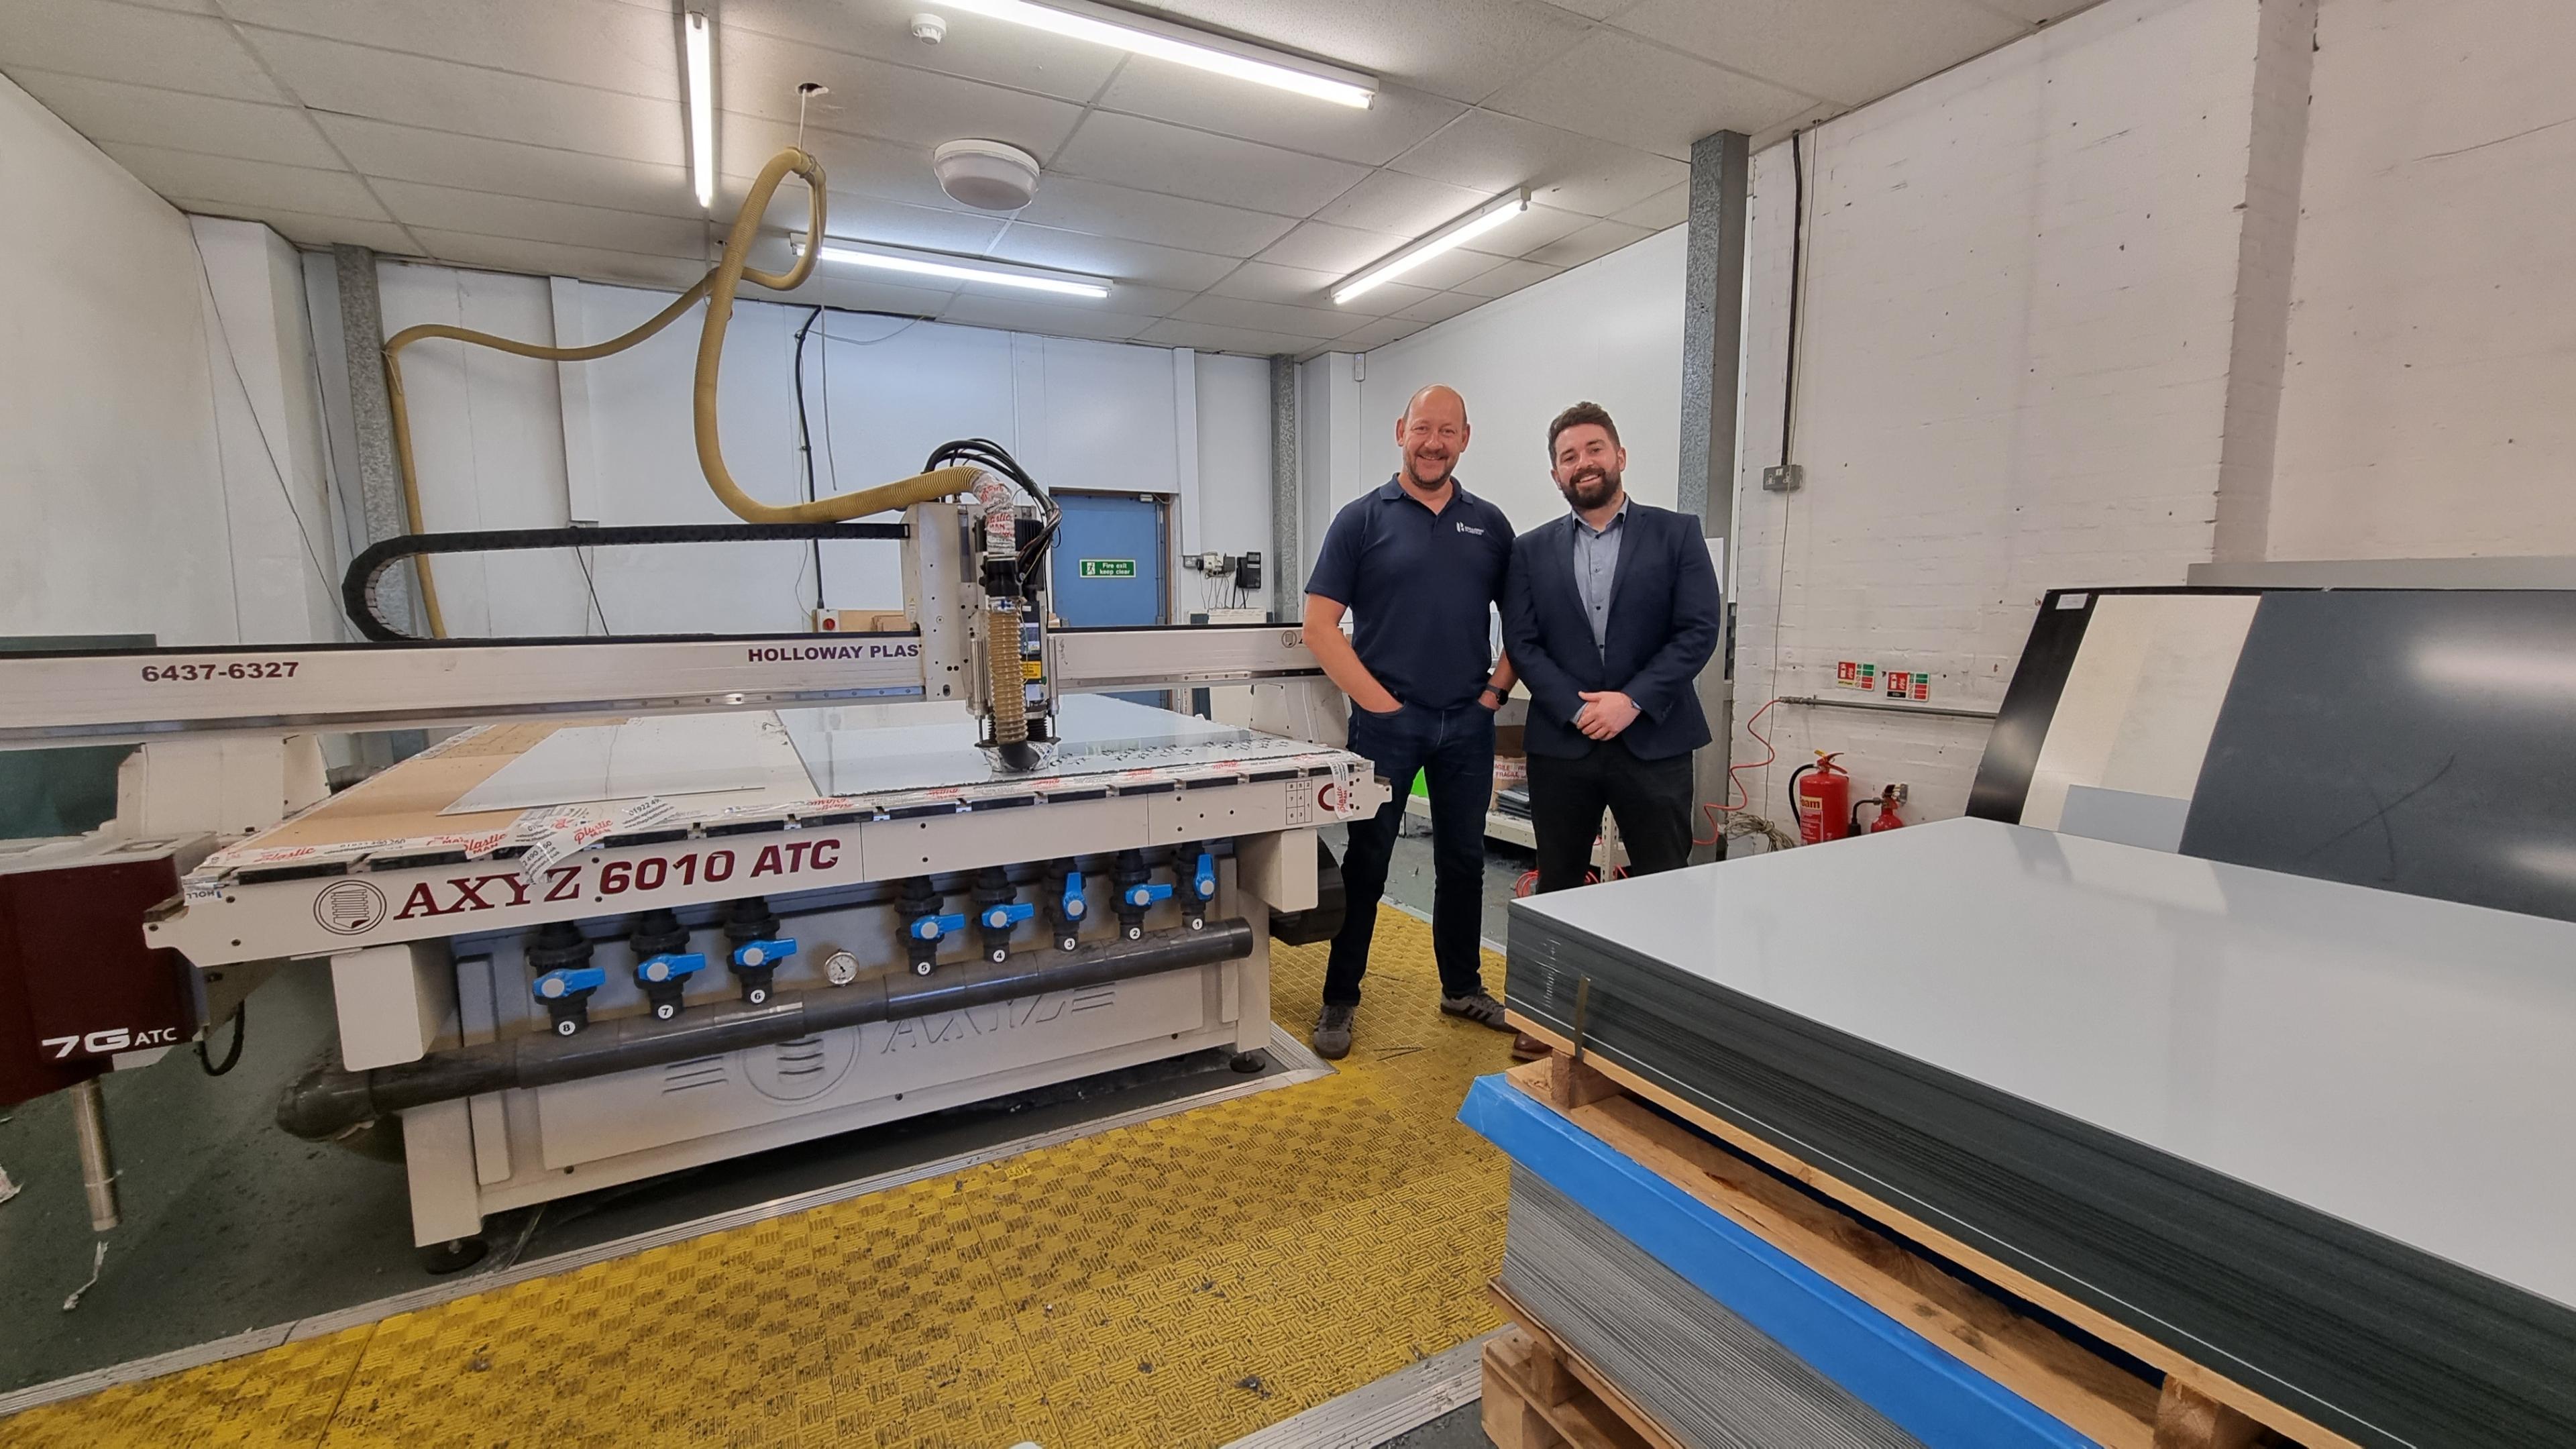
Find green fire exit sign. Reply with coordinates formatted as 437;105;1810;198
1077;559;1137;578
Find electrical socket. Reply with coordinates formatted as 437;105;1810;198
1762;464;1805;493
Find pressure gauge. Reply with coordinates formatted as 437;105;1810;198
823;951;861;986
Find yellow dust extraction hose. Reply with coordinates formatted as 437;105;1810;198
380;147;981;637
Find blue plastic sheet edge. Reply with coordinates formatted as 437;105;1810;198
1458;1073;2100;1449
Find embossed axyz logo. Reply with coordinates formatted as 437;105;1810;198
313;879;389;934
747;642;920;663
383;841;849;922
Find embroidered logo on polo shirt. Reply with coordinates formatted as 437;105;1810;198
1455;522;1486;535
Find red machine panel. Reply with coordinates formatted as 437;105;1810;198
0;835;206;1106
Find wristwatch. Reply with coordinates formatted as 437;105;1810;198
1481;684;1508;705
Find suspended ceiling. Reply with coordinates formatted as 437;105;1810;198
0;0;2090;357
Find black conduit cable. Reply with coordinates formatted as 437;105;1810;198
197;1003;246;1077
1783;126;1809;470
792;305;826;613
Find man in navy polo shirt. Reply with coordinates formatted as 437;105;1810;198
1301;383;1519;1060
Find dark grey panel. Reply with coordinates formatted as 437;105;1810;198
2180;590;2576;922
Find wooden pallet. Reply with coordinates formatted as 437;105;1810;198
1481;1314;1671;1449
1501;1047;2291;1449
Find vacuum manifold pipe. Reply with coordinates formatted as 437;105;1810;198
378;147;983;637
277;919;1256;1140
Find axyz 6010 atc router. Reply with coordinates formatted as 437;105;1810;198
0;486;1382;1263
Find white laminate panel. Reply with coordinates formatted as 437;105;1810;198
1516;818;2576;1309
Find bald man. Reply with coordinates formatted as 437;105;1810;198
1301;384;1519;1059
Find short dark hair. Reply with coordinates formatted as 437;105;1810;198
1547;401;1619;457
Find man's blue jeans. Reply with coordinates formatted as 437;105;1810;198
1324;701;1495;1006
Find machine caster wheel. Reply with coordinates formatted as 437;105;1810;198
1229;1051;1266;1075
652;1002;678;1022
421;1236;488;1275
913;959;935;977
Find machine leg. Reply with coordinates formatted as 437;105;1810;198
419;1236;489;1275
68;1077;119;1232
1229;1052;1266;1074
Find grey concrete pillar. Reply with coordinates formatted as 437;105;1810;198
1677;131;1750;859
332;244;419;635
1270;353;1299;623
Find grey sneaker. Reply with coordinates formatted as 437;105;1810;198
1311;1002;1355;1060
1440;991;1514;1032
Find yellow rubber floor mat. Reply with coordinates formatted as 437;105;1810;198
11;907;1512;1448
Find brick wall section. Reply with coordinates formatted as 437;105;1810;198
1729;0;2265;825
2268;0;2576;559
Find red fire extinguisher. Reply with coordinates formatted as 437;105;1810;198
1857;783;1909;833
1788;753;1851;844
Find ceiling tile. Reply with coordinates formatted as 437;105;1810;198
1174;294;1371;339
1205;260;1434;315
1254;219;1411;274
935;294;1161;343
1611;182;1688;230
408;228;712;289
7;70;339;168
723;0;1124;105
1481;29;1811;159
1522;216;1652;268
1311;169;1494;237
1387;109;1686;215
1613;0;2027;107
0;1;286;101
985;222;1239;292
1139;0;1594;105
1134;318;1329;357
722;117;955;212
319;115;701;219
1046;111;1369;215
239;30;686;166
223;0;682;100
787;191;1009;254
373;178;712;259
176;202;418;254
1011;176;1297;259
722;26;1085;156
100;142;390;221
1448;256;1562;297
1330;315;1432;352
1393;290;1485;324
1093;68;1464;167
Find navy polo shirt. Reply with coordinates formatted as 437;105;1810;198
1306;476;1516;710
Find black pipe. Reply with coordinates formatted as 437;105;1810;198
278;920;1255;1140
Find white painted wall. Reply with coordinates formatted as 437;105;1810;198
1348;229;1689;533
2269;0;2576;559
0;74;234;644
1729;0;2269;826
380;263;1269;637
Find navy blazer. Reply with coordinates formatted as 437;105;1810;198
1501;501;1722;762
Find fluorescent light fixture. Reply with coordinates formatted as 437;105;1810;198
942;0;1375;109
796;237;1112;299
1333;189;1529;305
684;9;714;209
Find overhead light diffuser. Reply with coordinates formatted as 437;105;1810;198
1333;189;1530;305
797;238;1112;299
942;0;1375;109
684;9;714;209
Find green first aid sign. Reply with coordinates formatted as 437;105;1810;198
1077;559;1137;578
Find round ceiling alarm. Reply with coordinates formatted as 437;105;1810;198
933;138;1041;212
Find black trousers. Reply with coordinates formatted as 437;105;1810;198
1527;743;1695;894
1326;702;1495;1005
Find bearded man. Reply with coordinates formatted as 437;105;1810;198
1499;400;1723;896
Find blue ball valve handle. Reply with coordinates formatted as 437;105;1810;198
905;911;965;975
1187;849;1218;931
633;952;707;1022
977;901;1035;963
1051;867;1087;951
727;936;797;1005
531;965;606;1036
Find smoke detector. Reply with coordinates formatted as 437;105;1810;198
933;139;1040;212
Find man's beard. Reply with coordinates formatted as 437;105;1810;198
1404;448;1456;488
1560;466;1619;509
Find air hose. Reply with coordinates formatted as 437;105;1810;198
379;147;985;638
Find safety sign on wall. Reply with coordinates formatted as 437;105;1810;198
1077;559;1138;578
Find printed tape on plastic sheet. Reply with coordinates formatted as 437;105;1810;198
1456;1075;2094;1449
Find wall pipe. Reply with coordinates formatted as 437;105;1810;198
278;920;1256;1140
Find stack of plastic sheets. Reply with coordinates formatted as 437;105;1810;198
1501;818;2576;1448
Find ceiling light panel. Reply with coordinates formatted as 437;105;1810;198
798;237;1112;299
1333;189;1529;305
941;0;1377;109
683;8;714;208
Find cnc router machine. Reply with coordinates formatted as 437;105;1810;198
0;494;1383;1260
